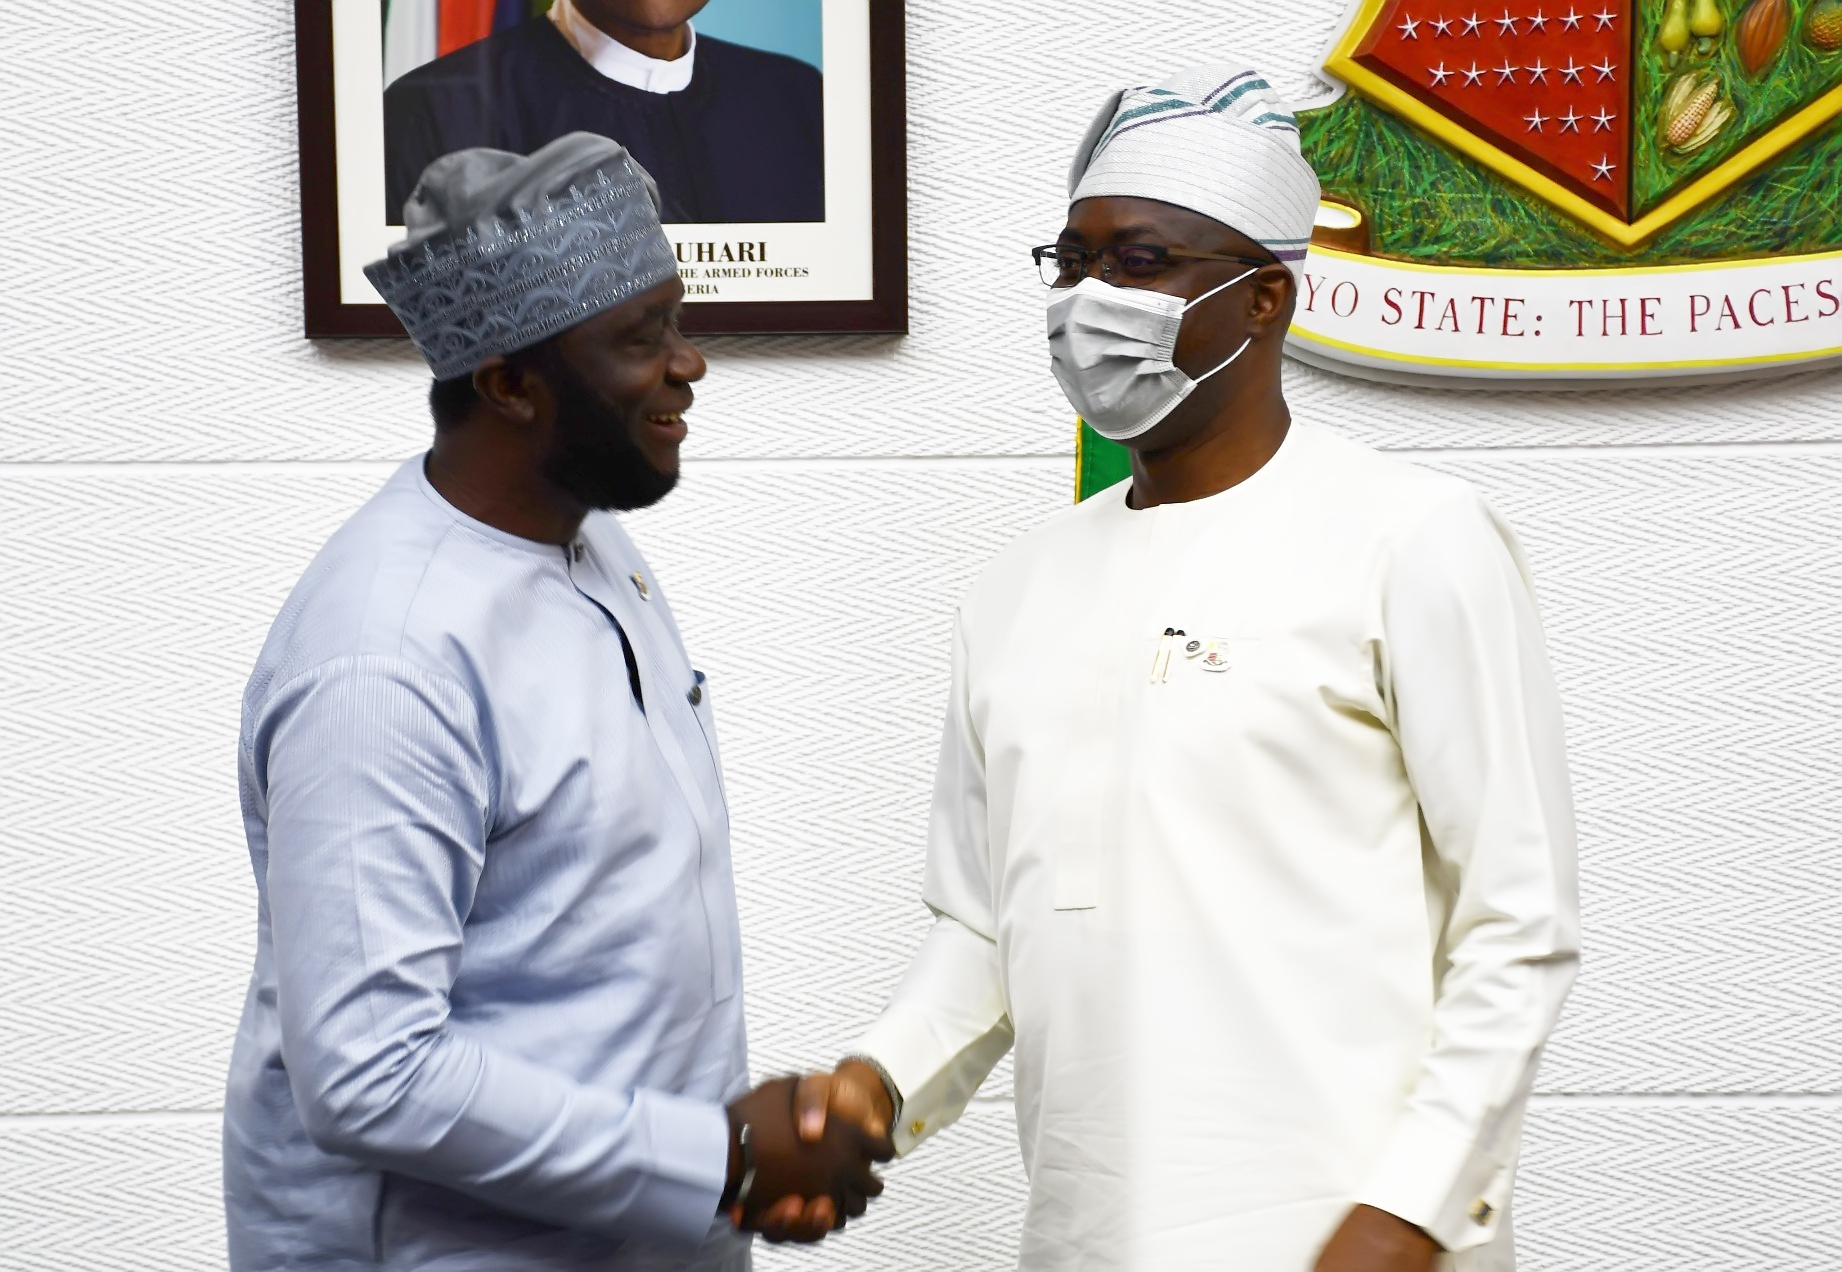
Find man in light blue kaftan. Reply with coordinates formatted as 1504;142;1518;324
223;134;884;1270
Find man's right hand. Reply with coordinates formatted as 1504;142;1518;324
724;1076;893;1243
793;1060;896;1145
788;1060;895;1148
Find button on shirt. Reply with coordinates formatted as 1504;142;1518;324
224;458;750;1271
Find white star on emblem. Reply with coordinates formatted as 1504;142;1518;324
1461;11;1484;33
1495;61;1519;82
1527;8;1549;27
1561;7;1583;28
1560;58;1585;83
1559;107;1582;132
1591;107;1616;131
1526;58;1549;81
1462;61;1485;84
1525;108;1548;131
1496;8;1520;31
1591;155;1617;181
1429;61;1453;84
1431;14;1454;34
1592;58;1616;81
1399;14;1422;37
1593;8;1616;27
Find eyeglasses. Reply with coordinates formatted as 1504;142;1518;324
1032;243;1276;288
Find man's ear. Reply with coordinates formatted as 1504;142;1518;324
472;355;542;426
1248;265;1296;337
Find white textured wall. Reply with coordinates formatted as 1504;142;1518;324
3;2;1840;1269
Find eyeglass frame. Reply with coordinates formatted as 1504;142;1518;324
1031;242;1278;288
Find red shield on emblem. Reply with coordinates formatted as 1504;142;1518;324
1326;0;1842;242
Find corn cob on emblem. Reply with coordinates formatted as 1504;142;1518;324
1661;69;1736;152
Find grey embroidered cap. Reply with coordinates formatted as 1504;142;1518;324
365;132;679;380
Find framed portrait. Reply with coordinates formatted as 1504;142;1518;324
295;0;907;336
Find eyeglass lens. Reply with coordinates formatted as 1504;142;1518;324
1036;245;1175;287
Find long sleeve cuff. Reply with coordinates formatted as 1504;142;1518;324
1354;1112;1514;1254
851;916;1014;1156
854;1008;1013;1157
624;1089;735;1250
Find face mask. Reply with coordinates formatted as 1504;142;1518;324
1046;269;1256;442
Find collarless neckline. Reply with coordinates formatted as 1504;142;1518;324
1117;420;1306;516
413;456;576;561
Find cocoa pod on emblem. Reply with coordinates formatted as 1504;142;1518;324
1734;0;1791;73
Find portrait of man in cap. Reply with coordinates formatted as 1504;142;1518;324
382;0;824;225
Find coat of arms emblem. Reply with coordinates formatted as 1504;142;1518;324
1280;0;1842;382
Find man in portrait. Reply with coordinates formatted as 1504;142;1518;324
383;0;824;224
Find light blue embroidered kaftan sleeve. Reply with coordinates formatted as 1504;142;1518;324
259;656;727;1241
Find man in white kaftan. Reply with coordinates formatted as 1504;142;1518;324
798;65;1579;1272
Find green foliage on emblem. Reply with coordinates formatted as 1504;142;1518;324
1636;0;1842;214
1301;92;1842;266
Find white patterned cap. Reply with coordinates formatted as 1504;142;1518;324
1068;65;1321;281
366;133;679;380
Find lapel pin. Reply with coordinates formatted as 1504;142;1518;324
630;572;650;600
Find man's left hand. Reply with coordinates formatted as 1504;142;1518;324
1314;1205;1441;1272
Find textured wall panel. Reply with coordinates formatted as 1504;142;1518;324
0;467;395;1114
0;1116;226;1271
5;1;1842;465
1428;453;1842;1093
1516;1100;1842;1270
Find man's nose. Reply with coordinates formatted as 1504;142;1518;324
667;330;707;383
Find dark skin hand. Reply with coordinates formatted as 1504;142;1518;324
724;1077;893;1243
425;277;703;544
574;0;708;60
1314;1205;1441;1272
746;1062;893;1240
786;203;1444;1272
1059;194;1297;510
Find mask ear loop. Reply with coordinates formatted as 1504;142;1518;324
1179;266;1258;314
1192;335;1255;384
1180;265;1261;384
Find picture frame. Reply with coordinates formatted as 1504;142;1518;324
294;0;908;337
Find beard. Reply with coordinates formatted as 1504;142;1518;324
538;353;679;512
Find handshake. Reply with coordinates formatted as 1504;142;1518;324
720;1060;899;1243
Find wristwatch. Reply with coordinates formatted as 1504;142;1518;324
720;1113;757;1214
